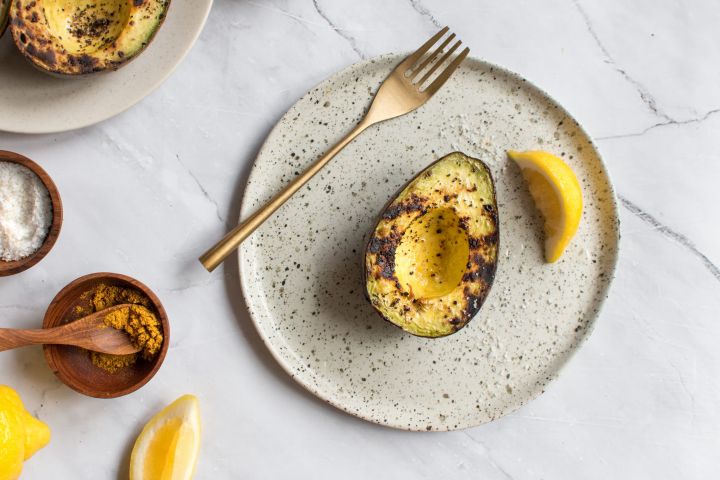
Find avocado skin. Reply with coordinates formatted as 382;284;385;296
0;0;9;38
364;152;499;338
9;0;170;75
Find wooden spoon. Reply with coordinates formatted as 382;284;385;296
0;304;140;355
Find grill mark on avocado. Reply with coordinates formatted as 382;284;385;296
376;253;395;280
461;287;490;322
449;317;467;332
483;203;498;226
481;230;499;247
468;231;499;252
67;53;99;73
381;194;428;220
367;229;401;283
463;253;497;285
25;42;56;65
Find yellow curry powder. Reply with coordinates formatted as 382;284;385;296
92;283;151;311
84;284;164;374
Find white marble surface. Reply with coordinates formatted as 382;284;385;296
1;0;718;478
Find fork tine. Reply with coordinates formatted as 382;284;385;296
417;40;461;86
410;33;455;79
401;26;449;70
424;46;470;96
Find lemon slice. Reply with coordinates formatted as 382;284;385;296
507;150;583;263
129;395;201;480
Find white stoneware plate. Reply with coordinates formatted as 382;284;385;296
0;0;212;134
239;55;619;431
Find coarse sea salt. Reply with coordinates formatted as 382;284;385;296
0;161;53;261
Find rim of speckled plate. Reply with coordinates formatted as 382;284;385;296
237;53;621;431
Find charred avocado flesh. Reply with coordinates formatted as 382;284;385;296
365;152;499;338
10;0;170;75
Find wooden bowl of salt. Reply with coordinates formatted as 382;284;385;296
0;150;62;276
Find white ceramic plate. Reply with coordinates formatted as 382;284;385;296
239;55;619;431
0;0;212;134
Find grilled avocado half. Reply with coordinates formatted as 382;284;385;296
364;152;499;338
9;0;170;75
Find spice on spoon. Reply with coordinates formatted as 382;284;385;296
91;304;163;373
0;161;52;261
76;284;164;374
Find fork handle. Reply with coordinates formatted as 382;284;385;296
200;118;373;272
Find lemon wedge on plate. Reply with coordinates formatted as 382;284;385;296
507;150;583;263
129;395;201;480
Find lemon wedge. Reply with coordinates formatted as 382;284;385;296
507;150;583;263
129;395;201;480
0;385;51;480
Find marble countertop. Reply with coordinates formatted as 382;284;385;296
1;0;718;478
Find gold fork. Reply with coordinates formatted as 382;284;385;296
200;26;469;272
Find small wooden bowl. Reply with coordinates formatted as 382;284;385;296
42;273;170;399
0;150;63;276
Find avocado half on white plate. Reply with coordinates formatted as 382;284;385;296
364;152;500;338
2;0;170;75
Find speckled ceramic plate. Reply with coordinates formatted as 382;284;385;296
0;0;212;134
239;54;619;431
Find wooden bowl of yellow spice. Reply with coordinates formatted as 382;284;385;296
42;273;170;398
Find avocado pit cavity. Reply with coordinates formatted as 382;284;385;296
44;0;131;54
394;207;469;299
